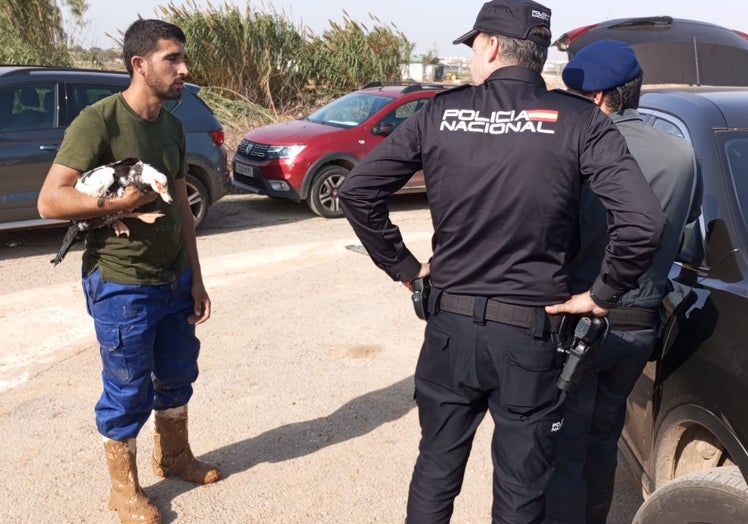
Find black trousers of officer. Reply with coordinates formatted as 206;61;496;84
406;302;565;524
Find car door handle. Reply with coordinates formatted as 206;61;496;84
39;144;59;151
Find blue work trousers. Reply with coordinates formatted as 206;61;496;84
406;310;564;524
545;328;656;524
83;267;200;441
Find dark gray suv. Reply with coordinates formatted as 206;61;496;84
0;66;231;230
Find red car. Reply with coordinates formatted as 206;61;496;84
232;82;446;218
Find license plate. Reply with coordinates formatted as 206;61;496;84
234;162;258;178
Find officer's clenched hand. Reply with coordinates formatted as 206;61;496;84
404;262;431;291
545;291;608;317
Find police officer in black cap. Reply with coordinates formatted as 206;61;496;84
339;1;666;522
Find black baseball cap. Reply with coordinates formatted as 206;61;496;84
453;0;552;47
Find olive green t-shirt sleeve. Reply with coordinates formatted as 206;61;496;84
54;106;112;172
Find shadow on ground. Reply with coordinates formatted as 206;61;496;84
149;376;416;521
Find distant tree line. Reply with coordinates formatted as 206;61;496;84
0;0;88;66
2;0;415;118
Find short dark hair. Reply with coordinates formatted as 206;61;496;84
123;19;186;76
602;70;644;112
491;25;550;73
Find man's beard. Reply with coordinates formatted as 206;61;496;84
146;72;183;101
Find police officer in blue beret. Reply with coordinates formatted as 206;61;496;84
340;4;668;522
546;40;702;524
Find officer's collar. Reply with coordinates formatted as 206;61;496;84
485;66;546;88
610;108;643;124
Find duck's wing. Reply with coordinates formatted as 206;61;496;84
76;165;117;198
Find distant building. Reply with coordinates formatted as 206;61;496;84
401;56;562;84
401;57;469;83
401;63;425;82
542;60;567;75
400;63;445;82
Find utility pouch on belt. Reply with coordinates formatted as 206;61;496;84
554;315;610;392
411;277;431;321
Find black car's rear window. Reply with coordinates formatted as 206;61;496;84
721;131;748;234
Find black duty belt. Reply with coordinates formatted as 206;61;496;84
607;307;659;331
435;292;563;333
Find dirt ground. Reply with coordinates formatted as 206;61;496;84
0;193;641;523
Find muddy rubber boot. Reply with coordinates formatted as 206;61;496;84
103;438;162;524
152;405;221;484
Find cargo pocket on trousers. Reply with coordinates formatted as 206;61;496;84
94;322;130;383
415;325;451;389
501;350;558;413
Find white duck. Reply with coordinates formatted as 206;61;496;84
51;158;172;266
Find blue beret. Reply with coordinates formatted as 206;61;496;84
562;39;642;92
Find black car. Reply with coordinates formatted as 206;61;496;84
0;66;231;230
554;16;748;86
618;87;748;524
553;19;748;524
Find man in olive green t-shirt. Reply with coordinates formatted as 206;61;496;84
38;19;219;524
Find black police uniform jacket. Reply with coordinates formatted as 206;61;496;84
339;66;665;308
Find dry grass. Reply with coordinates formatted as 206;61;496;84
222;120;246;166
162;2;410;115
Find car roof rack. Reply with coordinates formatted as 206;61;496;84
361;81;448;93
0;64;129;78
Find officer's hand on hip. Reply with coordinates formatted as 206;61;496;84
404;262;431;291
545;291;609;317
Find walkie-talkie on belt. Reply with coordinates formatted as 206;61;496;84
556;316;609;392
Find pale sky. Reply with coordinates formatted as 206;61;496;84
73;0;748;61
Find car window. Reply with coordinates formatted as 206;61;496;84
306;92;394;128
398;98;431;118
0;84;56;131
676;219;706;266
377;98;433;130
640;107;692;142
722;133;748;235
651;117;685;139
640;108;707;265
68;83;124;122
